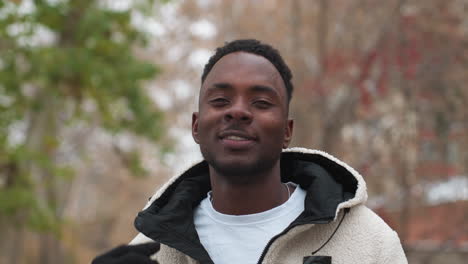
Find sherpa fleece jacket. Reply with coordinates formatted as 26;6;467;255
129;148;408;264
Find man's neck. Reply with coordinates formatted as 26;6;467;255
208;163;289;215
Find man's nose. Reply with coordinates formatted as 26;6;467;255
224;101;252;123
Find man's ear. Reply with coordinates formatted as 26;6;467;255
283;119;294;148
192;112;200;144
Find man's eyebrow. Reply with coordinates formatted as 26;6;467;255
250;85;278;96
206;82;233;92
205;83;279;97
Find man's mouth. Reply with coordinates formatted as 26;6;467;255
218;131;256;149
224;135;250;141
218;131;256;141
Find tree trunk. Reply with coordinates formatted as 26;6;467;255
24;89;65;264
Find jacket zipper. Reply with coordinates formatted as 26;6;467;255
255;222;305;264
255;210;348;264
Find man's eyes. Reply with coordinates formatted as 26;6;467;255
208;98;229;106
207;98;274;108
253;100;273;109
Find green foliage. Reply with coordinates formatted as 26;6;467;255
0;0;166;233
127;150;149;178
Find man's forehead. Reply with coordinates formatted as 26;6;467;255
201;52;285;92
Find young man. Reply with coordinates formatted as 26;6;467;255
93;39;407;264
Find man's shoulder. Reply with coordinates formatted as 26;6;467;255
346;205;393;227
343;205;401;242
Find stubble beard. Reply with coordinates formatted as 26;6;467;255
200;147;281;185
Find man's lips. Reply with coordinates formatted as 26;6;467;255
218;130;256;141
218;130;257;149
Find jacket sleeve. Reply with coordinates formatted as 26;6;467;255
129;232;155;245
129;233;162;261
380;230;408;264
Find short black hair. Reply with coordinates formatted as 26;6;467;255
201;39;293;103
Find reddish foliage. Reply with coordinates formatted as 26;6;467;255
415;162;459;178
302;14;443;108
378;201;468;248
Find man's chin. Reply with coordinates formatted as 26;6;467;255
213;160;257;176
208;158;277;184
200;147;280;183
213;165;261;185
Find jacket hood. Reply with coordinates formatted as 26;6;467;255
134;148;367;263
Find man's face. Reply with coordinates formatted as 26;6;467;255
192;52;293;181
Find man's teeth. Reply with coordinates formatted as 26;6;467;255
225;135;249;141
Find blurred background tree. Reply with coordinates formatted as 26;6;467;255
0;0;168;263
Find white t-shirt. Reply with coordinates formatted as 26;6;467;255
193;183;306;264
